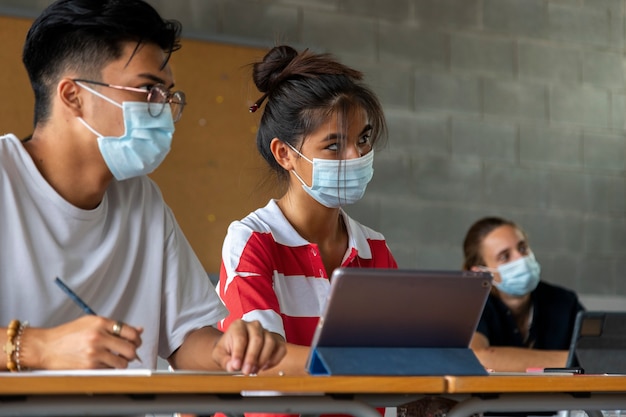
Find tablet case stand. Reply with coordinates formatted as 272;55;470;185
567;311;626;374
308;346;488;376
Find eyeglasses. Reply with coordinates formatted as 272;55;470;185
73;79;186;123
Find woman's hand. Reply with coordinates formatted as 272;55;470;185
212;319;286;375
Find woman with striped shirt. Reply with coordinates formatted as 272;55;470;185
216;45;397;382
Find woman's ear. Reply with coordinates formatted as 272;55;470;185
270;138;295;171
58;78;83;117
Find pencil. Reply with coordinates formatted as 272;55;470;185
54;276;143;363
54;277;97;315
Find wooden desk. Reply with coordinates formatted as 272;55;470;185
2;373;626;417
0;373;445;416
446;375;626;417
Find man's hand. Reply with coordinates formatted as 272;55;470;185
24;316;143;370
212;319;286;375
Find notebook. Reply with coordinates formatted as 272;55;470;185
566;311;626;375
305;267;493;375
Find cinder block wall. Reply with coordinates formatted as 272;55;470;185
3;0;625;300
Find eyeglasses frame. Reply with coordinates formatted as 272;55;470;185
72;78;186;122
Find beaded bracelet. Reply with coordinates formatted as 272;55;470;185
15;321;29;372
3;319;20;372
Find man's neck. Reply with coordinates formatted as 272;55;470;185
23;129;112;210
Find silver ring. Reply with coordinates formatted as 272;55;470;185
112;321;124;337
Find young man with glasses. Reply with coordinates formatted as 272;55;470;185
0;0;285;374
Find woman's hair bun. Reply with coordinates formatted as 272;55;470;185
252;45;299;93
248;44;364;113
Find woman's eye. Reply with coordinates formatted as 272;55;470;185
519;245;529;254
326;143;338;151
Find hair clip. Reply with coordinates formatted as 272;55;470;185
249;93;268;113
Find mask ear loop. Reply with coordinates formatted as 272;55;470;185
75;81;123;109
290;169;310;188
284;142;314;188
76;117;104;139
75;81;123;139
284;141;313;164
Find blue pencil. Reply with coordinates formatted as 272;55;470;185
54;276;142;363
54;277;97;315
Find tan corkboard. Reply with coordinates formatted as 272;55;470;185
0;15;278;273
0;16;34;139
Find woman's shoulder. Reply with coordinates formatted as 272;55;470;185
537;280;578;295
228;200;285;233
225;199;309;247
342;211;387;241
535;280;581;305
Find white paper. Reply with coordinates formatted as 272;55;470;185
4;369;241;376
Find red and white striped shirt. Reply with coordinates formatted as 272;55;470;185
217;199;397;345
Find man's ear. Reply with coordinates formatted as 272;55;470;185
270;138;295;171
57;78;83;117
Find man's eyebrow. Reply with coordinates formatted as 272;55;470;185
137;73;175;89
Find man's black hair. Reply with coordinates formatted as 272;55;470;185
23;0;182;125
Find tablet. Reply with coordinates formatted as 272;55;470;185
566;311;626;374
309;268;492;348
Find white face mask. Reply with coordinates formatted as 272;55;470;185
286;143;374;208
76;82;174;181
481;252;541;296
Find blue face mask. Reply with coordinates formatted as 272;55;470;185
76;82;174;181
493;253;541;296
287;143;374;208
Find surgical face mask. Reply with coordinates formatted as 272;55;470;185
287;143;374;208
76;82;174;181
489;253;541;296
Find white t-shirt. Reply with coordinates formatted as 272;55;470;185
0;133;228;369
